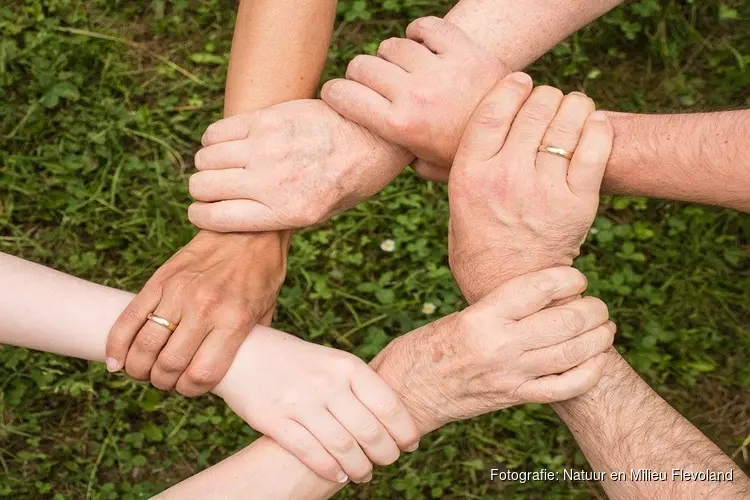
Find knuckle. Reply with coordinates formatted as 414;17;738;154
117;307;146;329
192;288;220;311
133;331;164;353
378;395;403;418
558;307;585;333
384;110;415;134
414;16;441;32
155;352;191;374
473;101;511;129
528;272;557;296
332;434;357;453
346;55;368;78
184;365;220;388
562;338;587;365
356;423;382;444
377;37;398;56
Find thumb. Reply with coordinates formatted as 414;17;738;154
411;159;449;183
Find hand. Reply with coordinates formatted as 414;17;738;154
213;326;420;484
448;75;614;303
321;16;507;181
370;267;614;434
105;231;288;396
187;99;412;232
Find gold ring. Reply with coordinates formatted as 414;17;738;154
538;144;574;160
147;313;178;332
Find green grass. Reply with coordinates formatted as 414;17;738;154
1;0;749;498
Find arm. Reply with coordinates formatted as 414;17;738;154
0;251;613;499
224;0;336;115
187;0;625;233
604;111;750;213
553;350;750;500
445;77;750;498
105;0;337;396
323;8;750;212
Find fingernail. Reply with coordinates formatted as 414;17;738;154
405;442;419;452
336;472;349;484
589;111;607;121
510;72;532;85
106;357;121;372
362;473;373;483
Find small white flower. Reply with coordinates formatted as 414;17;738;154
380;239;396;252
589;227;599;235
422;302;436;315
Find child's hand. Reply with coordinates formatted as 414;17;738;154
322;16;507;180
448;75;613;303
212;328;420;484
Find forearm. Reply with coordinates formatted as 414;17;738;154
445;0;623;69
223;0;336;116
553;349;749;499
0;253;342;498
604;110;750;212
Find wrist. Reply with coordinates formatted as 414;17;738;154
370;329;443;435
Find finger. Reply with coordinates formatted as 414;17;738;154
481;266;588;321
124;296;183;382
405;16;470;56
521;352;608;403
453;72;533;164
513;296;610;350
200;113;256;146
189;169;253;202
272;419;348;484
321;79;391;138
351;369;420;452
536;92;595;185
377;37;438;72
174;326;250;397
522;321;616;376
106;285;161;372
567;111;614;197
411;159;449;183
188;200;282;233
193;141;251;171
346;54;408;100
297;411;373;483
149;313;211;391
503;85;565;160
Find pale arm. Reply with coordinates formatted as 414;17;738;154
0;253;346;498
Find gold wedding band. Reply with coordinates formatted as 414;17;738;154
538;144;574;160
147;313;178;332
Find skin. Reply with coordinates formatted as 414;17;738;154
105;0;339;396
0;253;611;498
445;71;750;499
186;2;625;233
320;17;750;212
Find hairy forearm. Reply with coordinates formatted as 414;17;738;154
224;0;336;116
553;349;749;499
604;110;750;212
445;0;623;69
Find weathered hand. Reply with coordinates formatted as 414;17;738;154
213;326;419;484
187;99;412;232
106;231;288;396
448;75;614;303
370;267;613;434
322;16;507;181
